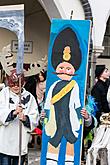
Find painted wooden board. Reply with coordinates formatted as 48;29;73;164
0;5;24;75
40;19;91;165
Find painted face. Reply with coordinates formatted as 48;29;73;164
7;69;24;94
56;62;75;80
7;70;24;88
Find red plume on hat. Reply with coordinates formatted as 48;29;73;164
6;69;24;87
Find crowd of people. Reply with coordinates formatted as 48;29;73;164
0;64;110;165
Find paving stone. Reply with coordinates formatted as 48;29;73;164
28;148;41;165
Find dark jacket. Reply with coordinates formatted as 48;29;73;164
91;79;110;123
24;76;45;130
24;76;36;100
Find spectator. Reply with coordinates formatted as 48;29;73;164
91;65;110;123
107;84;110;108
0;69;39;165
24;70;47;115
24;70;47;148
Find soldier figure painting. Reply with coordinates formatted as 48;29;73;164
40;19;91;165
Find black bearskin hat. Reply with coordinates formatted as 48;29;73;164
51;27;82;71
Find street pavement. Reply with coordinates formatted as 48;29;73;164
28;147;41;165
28;133;42;165
28;143;85;165
28;148;85;165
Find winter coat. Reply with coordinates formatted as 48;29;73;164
91;79;110;123
0;87;39;156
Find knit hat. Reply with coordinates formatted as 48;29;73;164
95;65;106;78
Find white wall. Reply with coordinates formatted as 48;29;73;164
38;0;85;20
89;0;110;47
40;0;110;48
55;0;85;20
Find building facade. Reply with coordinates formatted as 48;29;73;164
0;0;110;85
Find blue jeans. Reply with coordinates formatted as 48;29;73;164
0;153;25;165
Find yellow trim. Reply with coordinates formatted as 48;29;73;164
80;119;82;125
63;46;71;61
63;53;71;61
44;118;48;124
51;80;76;104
